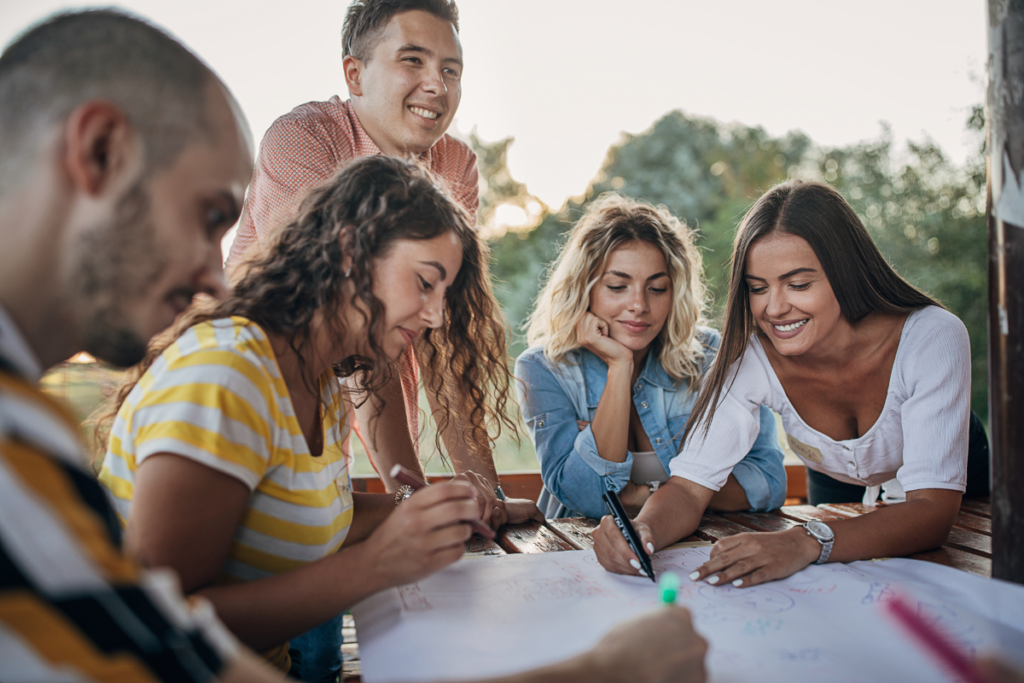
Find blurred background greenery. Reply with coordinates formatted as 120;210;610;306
44;104;988;475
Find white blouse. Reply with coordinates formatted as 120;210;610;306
669;306;971;495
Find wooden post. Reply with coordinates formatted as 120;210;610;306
987;0;1024;584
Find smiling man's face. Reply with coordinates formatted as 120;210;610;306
346;9;463;157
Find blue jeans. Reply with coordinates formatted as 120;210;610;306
288;613;343;682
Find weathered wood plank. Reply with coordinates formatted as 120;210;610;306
341;612;361;681
498;520;576;554
464;535;506;556
955;510;992;535
547;518;599;550
817;502;885;518
341;659;362;682
943;526;992;556
720;511;799;533
774;505;845;523
959;498;992;518
909;546;991;577
691;514;752;542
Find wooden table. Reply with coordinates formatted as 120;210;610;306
340;498;992;681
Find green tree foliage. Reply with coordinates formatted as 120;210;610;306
480;108;989;420
817;111;988;420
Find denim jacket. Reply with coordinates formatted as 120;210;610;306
514;328;787;519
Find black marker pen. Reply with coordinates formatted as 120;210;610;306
602;489;656;583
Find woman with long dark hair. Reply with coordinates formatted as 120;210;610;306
593;180;988;587
96;156;517;673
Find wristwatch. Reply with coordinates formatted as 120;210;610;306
494;483;507;501
803;520;834;564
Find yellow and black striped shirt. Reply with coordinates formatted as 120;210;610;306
0;330;233;681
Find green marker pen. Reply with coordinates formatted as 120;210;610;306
659;571;680;606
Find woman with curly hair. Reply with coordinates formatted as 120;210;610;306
515;194;786;524
97;156;517;676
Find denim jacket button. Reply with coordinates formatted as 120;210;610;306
640;402;648;409
537;419;545;428
655;437;662;445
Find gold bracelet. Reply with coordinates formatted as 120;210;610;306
394;485;413;507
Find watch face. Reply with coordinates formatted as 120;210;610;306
807;520;835;542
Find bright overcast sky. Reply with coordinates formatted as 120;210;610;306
0;0;988;209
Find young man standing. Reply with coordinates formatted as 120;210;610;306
224;0;538;528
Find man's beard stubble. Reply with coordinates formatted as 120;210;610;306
71;182;169;368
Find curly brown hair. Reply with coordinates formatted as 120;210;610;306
94;155;517;459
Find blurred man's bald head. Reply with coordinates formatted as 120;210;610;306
0;9;219;195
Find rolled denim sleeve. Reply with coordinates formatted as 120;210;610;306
514;350;631;519
730;405;787;511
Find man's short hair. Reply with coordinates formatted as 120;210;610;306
342;0;459;61
0;9;215;195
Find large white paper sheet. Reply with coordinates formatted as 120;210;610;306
353;547;1024;683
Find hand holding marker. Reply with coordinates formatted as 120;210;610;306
602;489;656;582
390;465;496;540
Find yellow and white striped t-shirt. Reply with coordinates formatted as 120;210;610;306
100;316;354;586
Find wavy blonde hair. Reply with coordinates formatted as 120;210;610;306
527;193;708;385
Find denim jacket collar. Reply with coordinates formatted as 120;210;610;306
579;344;675;409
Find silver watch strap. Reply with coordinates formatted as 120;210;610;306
815;537;834;564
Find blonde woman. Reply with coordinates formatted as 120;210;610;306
515;194;786;522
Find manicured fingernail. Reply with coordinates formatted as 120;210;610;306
629;559;641;570
707;575;720;585
689;571;700;581
733;579;744;587
638;568;649;577
646;542;655;553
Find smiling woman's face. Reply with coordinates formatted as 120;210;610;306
587;240;673;356
359;231;463;362
744;232;844;356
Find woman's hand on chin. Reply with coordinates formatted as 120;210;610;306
576;312;633;367
689;527;822;588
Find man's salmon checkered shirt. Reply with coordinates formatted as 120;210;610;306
226;96;480;459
